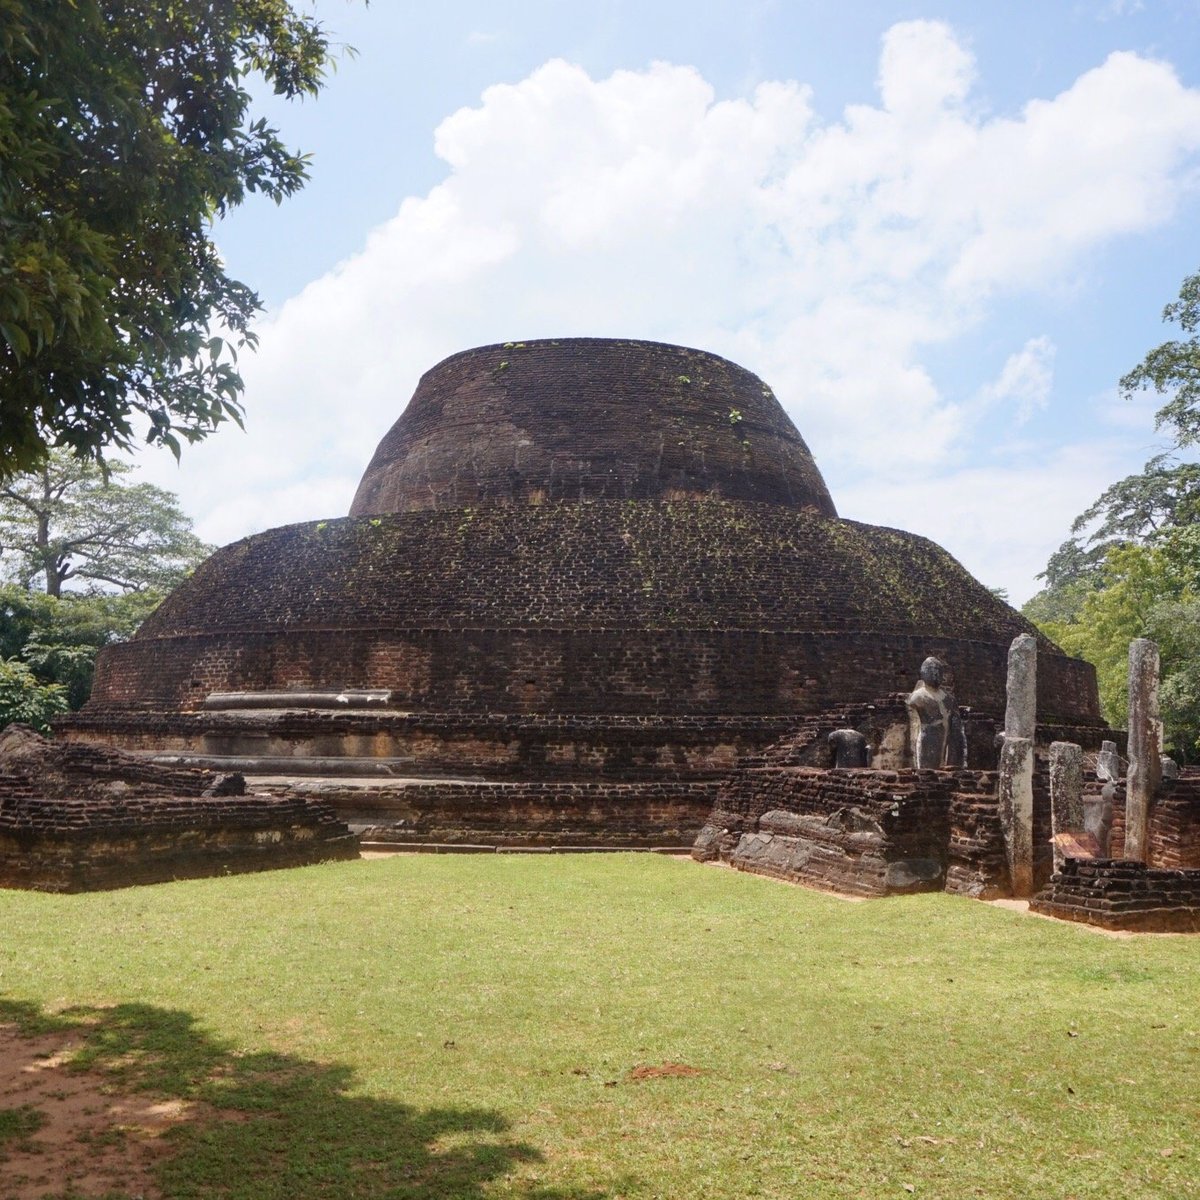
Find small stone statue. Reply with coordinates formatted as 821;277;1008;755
905;656;965;768
1162;755;1180;782
1095;739;1122;782
1083;782;1115;857
828;728;870;768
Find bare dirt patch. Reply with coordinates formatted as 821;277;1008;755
0;1022;200;1200
625;1062;705;1082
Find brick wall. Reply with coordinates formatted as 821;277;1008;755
58;710;797;780
693;765;1004;897
0;793;357;892
349;338;837;516
1030;859;1200;932
77;498;1099;726
1109;776;1200;869
328;778;716;847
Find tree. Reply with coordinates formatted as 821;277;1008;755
1034;532;1200;759
1121;268;1200;446
0;656;66;732
1023;267;1200;757
1034;453;1200;599
0;583;161;708
0;0;345;475
0;449;211;596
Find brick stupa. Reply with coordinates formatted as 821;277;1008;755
61;339;1103;847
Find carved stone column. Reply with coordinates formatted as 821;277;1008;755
1125;638;1161;863
998;634;1037;896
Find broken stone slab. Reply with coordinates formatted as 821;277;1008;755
884;858;944;892
1095;739;1122;783
202;772;246;797
1052;830;1103;861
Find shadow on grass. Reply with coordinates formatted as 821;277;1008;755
0;997;609;1200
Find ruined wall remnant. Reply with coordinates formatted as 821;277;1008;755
0;725;357;892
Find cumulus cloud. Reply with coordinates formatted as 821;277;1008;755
139;20;1200;599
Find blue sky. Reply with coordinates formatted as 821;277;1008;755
137;0;1200;603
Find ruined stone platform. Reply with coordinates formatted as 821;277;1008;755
1031;859;1200;933
694;765;1007;898
0;793;358;893
59;707;773;848
0;725;357;892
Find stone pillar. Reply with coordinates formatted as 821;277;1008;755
1004;634;1037;740
1048;741;1083;871
1125;638;1161;863
998;634;1037;896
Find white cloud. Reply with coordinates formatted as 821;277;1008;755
137;21;1200;597
1096;0;1145;21
835;438;1150;606
975;336;1056;424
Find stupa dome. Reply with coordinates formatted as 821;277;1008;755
66;338;1104;849
350;339;837;516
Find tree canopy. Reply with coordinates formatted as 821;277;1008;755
0;452;203;724
1121;268;1200;446
1024;267;1200;758
0;449;211;596
0;0;342;475
1036;453;1200;594
0;582;157;715
1032;532;1200;755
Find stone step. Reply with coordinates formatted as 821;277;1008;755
359;841;693;854
145;753;425;777
203;690;397;710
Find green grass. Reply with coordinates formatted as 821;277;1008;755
0;1102;46;1150
1;854;1198;1199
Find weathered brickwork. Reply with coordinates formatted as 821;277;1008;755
306;778;717;848
1031;859;1200;932
696;767;985;896
59;338;1104;851
59;711;793;780
83;620;1097;726
1108;775;1200;869
0;726;358;891
690;701;1138;900
0;794;358;892
350;339;838;516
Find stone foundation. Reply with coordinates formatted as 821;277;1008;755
1030;858;1200;932
694;766;1003;897
0;724;358;892
57;709;789;782
276;776;715;848
0;793;358;893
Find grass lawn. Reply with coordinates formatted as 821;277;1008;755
0;853;1197;1199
